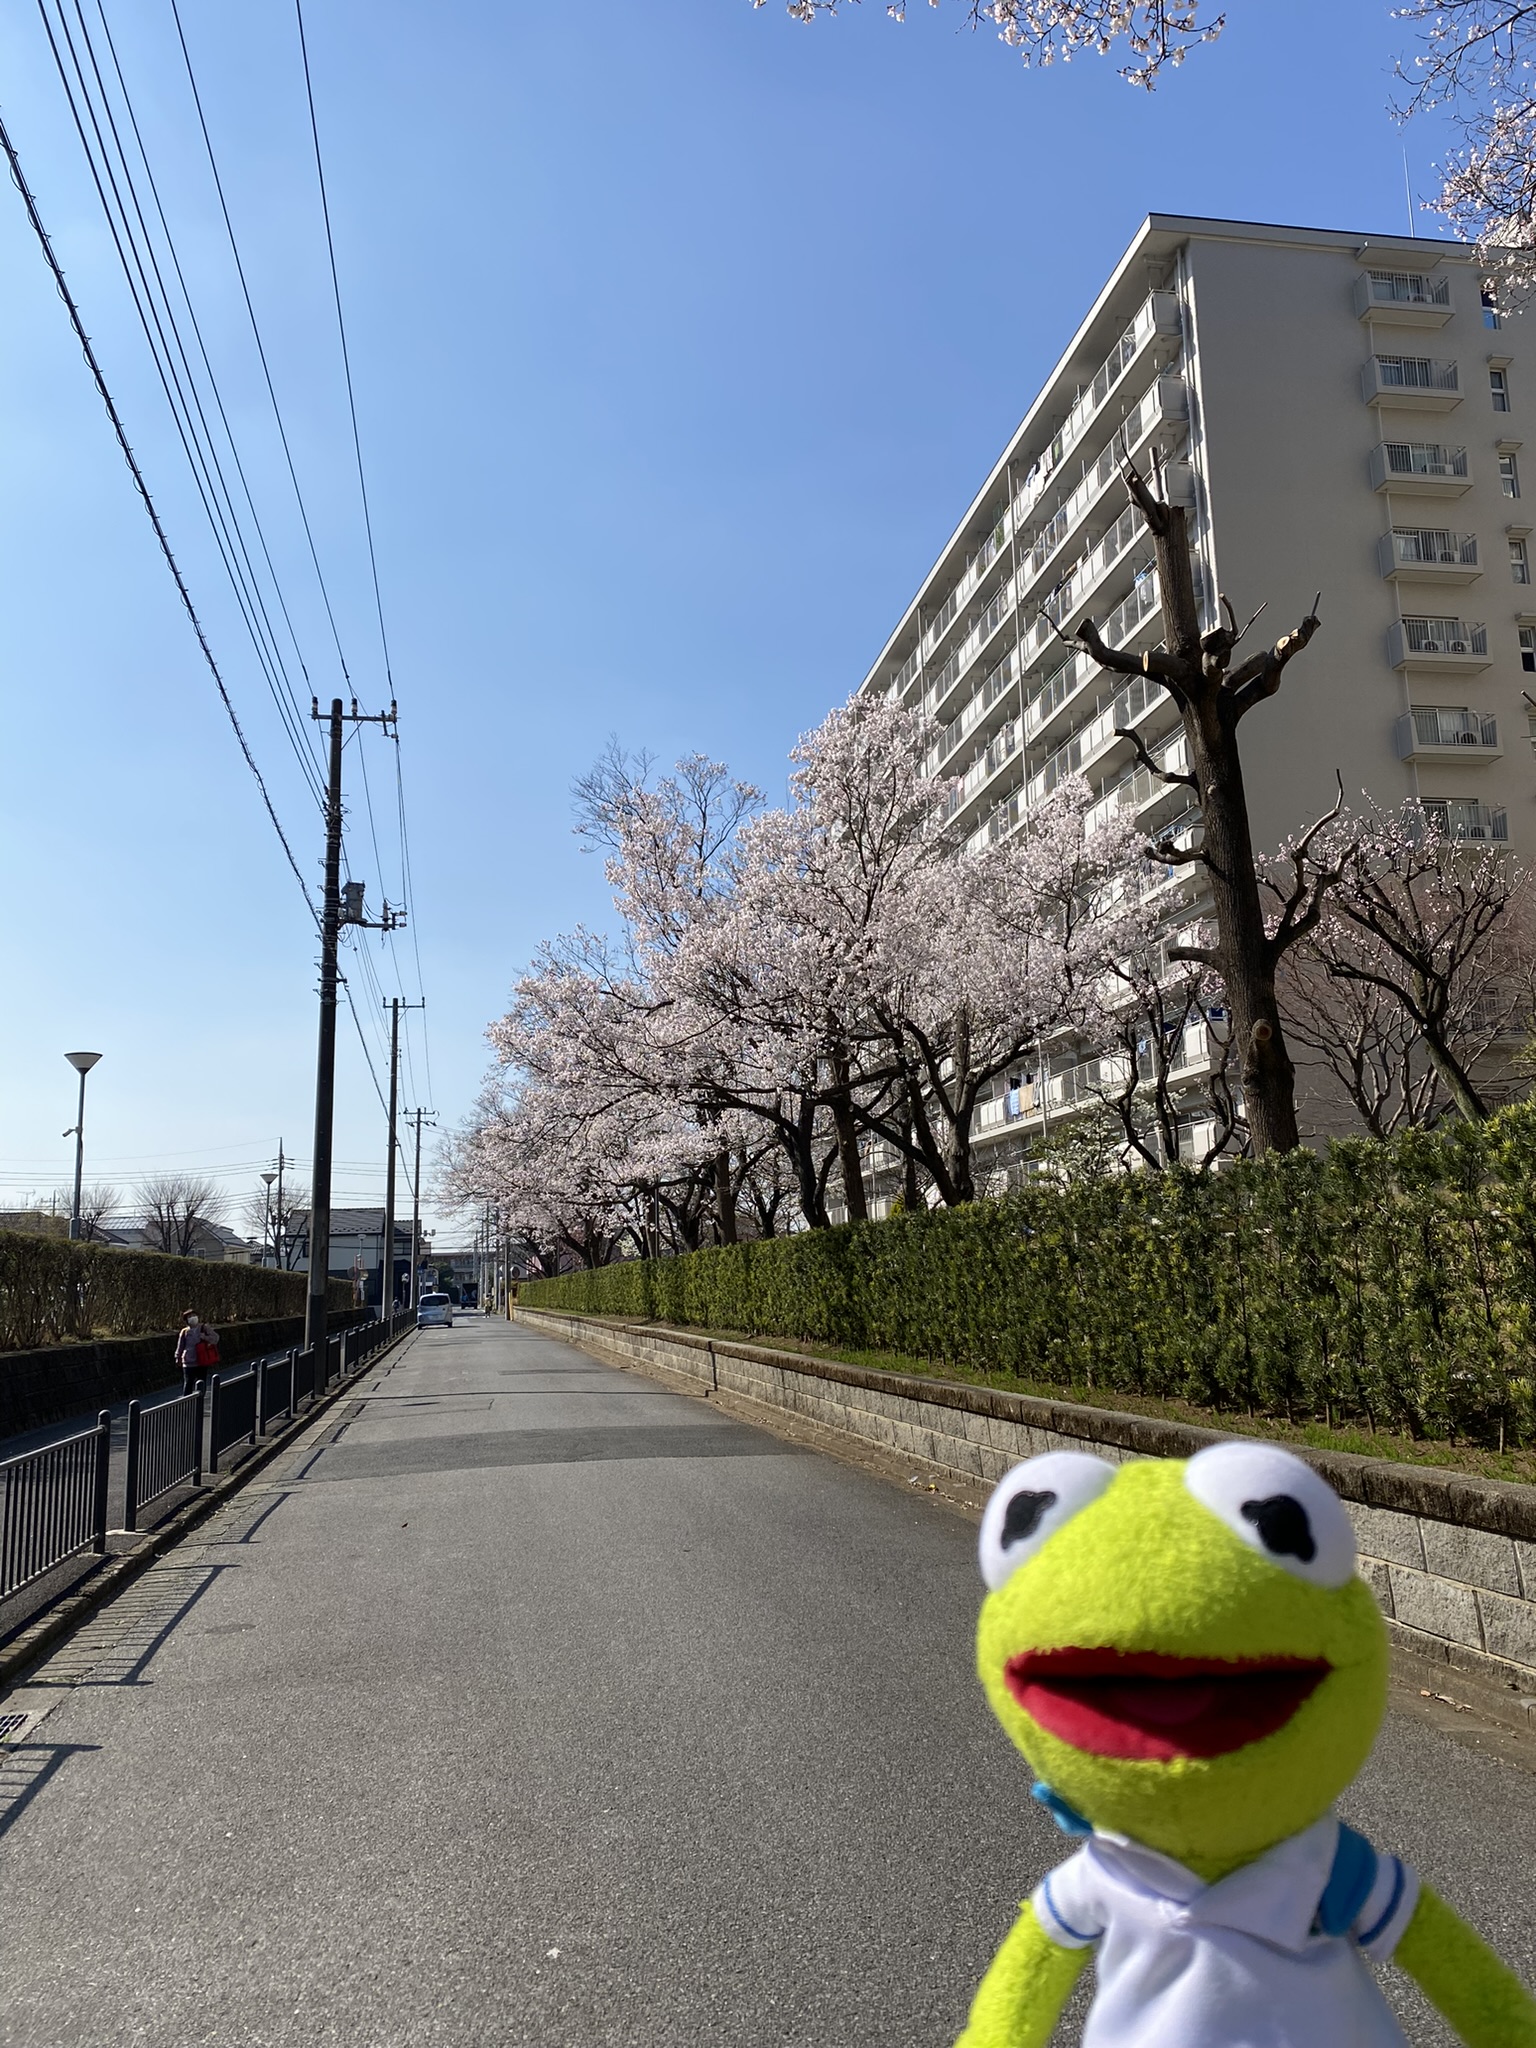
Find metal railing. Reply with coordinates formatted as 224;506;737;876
122;1389;201;1533
1375;441;1469;484
1389;528;1478;568
1371;354;1459;391
0;1412;110;1601
209;1369;258;1473
1364;269;1451;309
1395;616;1489;659
0;1317;409;1605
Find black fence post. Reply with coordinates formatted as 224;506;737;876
207;1372;223;1475
286;1348;295;1420
91;1408;111;1554
123;1399;141;1533
193;1378;206;1484
250;1359;261;1445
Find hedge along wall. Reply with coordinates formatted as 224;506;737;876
0;1231;354;1351
523;1104;1536;1450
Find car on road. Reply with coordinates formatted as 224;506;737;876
417;1292;454;1330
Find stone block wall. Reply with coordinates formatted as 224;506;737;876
517;1307;1536;1701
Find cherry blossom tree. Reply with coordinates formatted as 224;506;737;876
1396;2;1536;296
1284;804;1535;1124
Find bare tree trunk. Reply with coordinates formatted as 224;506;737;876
1149;511;1297;1153
1072;474;1333;1158
830;1085;868;1222
713;1146;738;1244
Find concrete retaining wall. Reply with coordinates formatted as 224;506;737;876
0;1308;371;1439
518;1307;1536;1701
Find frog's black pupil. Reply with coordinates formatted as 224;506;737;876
1001;1489;1057;1549
1241;1493;1316;1562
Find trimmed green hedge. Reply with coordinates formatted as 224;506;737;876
0;1232;353;1351
523;1105;1536;1447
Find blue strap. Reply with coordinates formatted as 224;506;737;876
1031;1781;1094;1837
1316;1822;1378;1937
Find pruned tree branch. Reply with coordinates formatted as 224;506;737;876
1115;722;1198;794
1225;595;1322;720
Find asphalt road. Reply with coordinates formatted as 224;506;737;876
1;1315;1532;2047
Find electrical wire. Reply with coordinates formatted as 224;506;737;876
0;104;314;908
294;0;391;695
91;0;328;801
34;0;329;816
167;0;355;689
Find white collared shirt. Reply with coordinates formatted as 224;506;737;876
1031;1816;1419;2048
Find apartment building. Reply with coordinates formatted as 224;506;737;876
857;213;1533;1181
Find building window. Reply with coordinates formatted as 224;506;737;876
1513;539;1531;584
1484;288;1503;329
1491;368;1511;412
1521;627;1536;672
1501;452;1522;498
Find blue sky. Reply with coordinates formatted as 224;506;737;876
0;0;1456;1241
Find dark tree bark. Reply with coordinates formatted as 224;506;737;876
1063;460;1333;1155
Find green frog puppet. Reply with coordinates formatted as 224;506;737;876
959;1442;1536;2048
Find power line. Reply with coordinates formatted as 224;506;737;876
295;0;392;696
0;103;314;907
166;0;355;690
34;0;328;816
90;0;328;805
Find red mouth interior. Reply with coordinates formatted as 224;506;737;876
1005;1647;1330;1761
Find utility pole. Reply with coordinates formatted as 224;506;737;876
304;696;402;1352
381;999;424;1319
275;1140;286;1269
405;1108;435;1313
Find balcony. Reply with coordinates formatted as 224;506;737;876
1387;616;1490;671
1019;375;1188;594
1417;798;1510;843
1010;292;1182;524
1369;440;1472;496
1362;355;1461;410
1395;708;1501;761
1354;269;1453;327
1377;528;1480;584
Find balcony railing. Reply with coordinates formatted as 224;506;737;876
885;298;1180;694
1010;291;1180;522
1363;355;1462;409
1417;799;1510;843
1020;376;1186;589
1373;355;1458;390
1383;441;1467;480
1391;529;1478;567
1364;269;1451;309
1395;708;1500;758
1389;616;1490;666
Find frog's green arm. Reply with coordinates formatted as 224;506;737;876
1394;1884;1536;2047
955;1898;1089;2048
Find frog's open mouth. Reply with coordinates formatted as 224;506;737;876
1004;1647;1331;1761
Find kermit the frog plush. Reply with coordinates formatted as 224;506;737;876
961;1442;1536;2048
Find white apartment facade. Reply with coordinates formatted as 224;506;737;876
856;213;1534;1184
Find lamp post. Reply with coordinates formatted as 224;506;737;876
63;1051;102;1241
260;1170;277;1267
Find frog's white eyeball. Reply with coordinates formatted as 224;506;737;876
979;1452;1117;1592
1184;1442;1356;1589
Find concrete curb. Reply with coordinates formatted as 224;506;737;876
515;1309;1536;1540
0;1326;414;1699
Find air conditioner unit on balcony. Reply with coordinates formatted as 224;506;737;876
1448;639;1469;653
1457;730;1478;744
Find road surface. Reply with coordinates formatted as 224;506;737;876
1;1315;1531;2045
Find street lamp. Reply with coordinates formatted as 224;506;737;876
63;1051;102;1241
260;1170;277;1267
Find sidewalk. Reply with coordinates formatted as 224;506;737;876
1;1315;1533;2046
